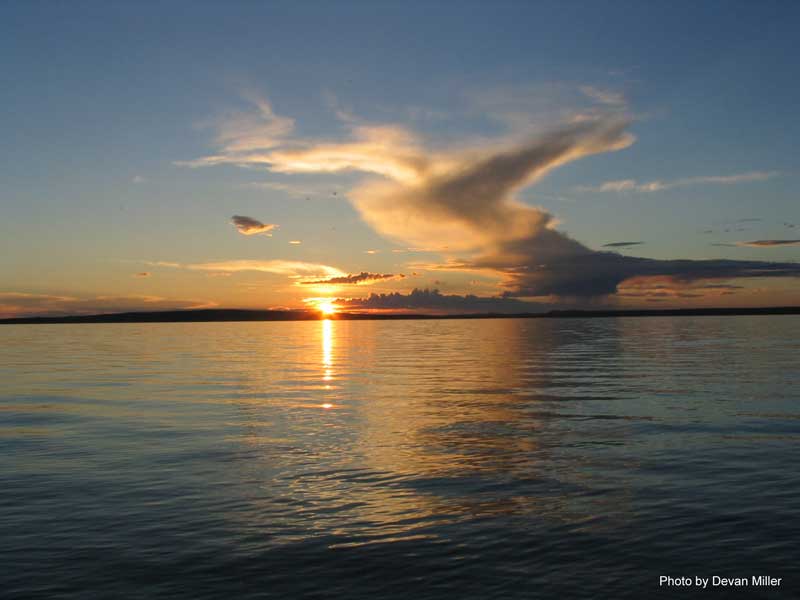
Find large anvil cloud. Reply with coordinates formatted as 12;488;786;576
184;99;800;299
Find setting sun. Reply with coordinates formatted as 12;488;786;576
317;300;337;316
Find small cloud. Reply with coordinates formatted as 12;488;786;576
302;271;401;285
141;260;182;268
231;215;278;236
578;171;779;193
289;240;302;245
736;218;762;223
365;249;379;254
736;239;800;247
579;86;626;106
131;175;146;184
602;241;644;248
133;272;151;278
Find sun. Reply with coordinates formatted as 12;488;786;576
317;300;337;316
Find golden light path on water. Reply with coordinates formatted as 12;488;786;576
321;318;334;407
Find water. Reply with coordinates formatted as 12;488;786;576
1;316;798;598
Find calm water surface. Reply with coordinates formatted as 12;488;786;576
1;317;798;598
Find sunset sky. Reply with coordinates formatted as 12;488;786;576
2;1;799;316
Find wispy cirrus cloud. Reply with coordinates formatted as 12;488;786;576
578;171;779;193
177;93;294;168
137;258;349;284
186;259;345;280
231;215;278;236
579;86;626;106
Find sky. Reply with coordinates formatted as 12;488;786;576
1;0;799;316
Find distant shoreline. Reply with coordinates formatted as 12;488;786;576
1;306;799;325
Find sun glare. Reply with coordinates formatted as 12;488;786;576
317;300;337;316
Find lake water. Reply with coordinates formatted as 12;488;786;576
1;316;798;598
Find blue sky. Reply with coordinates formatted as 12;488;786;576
2;1;799;315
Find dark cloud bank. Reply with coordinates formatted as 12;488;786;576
337;288;539;312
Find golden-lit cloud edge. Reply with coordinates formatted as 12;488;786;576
176;92;800;304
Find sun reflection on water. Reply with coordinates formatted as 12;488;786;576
322;319;333;383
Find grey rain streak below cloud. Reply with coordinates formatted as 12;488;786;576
488;243;800;297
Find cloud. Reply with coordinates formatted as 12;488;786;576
618;277;745;300
302;272;401;285
602;241;644;248
348;118;635;251
335;288;542;313
140;260;182;268
736;239;800;247
578;171;779;193
136;258;351;284
177;93;294;168
133;272;151;278
479;249;800;298
579;86;626;106
0;292;215;318
182;95;800;300
186;259;345;280
231;215;278;236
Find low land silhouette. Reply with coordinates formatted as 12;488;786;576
1;306;799;325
